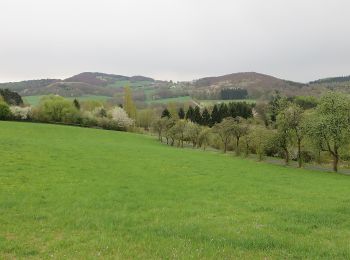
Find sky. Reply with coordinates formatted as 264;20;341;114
0;0;349;83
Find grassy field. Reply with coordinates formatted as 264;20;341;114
198;99;256;106
1;122;350;258
146;96;192;104
106;80;153;89
24;95;112;106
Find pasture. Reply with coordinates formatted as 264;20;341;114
1;122;350;258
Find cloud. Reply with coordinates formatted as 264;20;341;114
0;0;350;82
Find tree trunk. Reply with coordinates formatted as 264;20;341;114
284;148;289;165
236;137;240;156
224;142;227;153
333;153;339;172
297;139;302;168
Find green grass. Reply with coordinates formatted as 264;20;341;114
198;99;256;106
1;121;350;258
106;80;153;88
147;96;192;104
24;95;112;106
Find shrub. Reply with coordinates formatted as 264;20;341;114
0;101;11;120
109;107;134;130
10;106;32;120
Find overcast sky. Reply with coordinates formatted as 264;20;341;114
0;0;349;83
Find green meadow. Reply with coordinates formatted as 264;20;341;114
1;121;350;259
23;95;112;106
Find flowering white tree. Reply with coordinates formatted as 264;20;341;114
10;106;32;120
109;107;134;129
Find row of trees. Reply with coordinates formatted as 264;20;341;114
161;102;253;127
153;92;350;172
220;88;248;100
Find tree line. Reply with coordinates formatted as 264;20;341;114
161;102;253;127
153;92;350;172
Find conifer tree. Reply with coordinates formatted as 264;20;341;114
193;106;202;124
178;107;185;119
161;108;171;118
201;108;211;126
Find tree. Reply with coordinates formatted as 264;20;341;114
306;92;350;172
168;102;179;120
231;117;249;156
0;89;23;106
178;107;185;119
212;117;236;153
0;101;11;120
211;104;220;125
36;95;78;123
123;86;137;120
161;108;171;118
185;122;201;148
137;109;156;130
249;126;274;161
172;120;187;147
193;106;202;124
109;107;134;130
201;108;211;126
152;118;165;142
73;99;80;110
164;118;176;145
277;103;305;167
185;106;194;121
198;127;211;150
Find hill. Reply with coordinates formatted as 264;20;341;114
0;72;157;97
1;121;350;258
191;72;308;99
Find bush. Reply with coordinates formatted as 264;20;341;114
10;106;32;120
0;101;12;120
35;95;79;123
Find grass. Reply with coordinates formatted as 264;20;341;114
24;95;112;106
146;96;192;104
106;80;153;89
1;121;350;258
198;99;256;106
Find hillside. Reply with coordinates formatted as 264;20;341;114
191;72;309;99
1;121;350;258
0;72;158;97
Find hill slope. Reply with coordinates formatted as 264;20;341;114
192;72;307;98
1;121;350;258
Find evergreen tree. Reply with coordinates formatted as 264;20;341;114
193;106;202;124
211;104;220;125
201;108;211;126
218;103;229;121
73;99;80;110
161;108;171;118
186;106;194;121
178;107;185;119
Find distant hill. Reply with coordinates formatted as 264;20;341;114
2;71;350;101
0;72;157;97
191;72;307;99
309;75;350;84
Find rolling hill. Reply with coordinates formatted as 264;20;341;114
1;121;350;258
0;72;158;97
1;72;350;104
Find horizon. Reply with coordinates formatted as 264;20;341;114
1;70;350;84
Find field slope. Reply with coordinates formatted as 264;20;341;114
1;122;350;258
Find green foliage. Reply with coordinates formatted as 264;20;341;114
306;92;350;171
35;95;79;123
0;88;23;105
0;101;11;120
